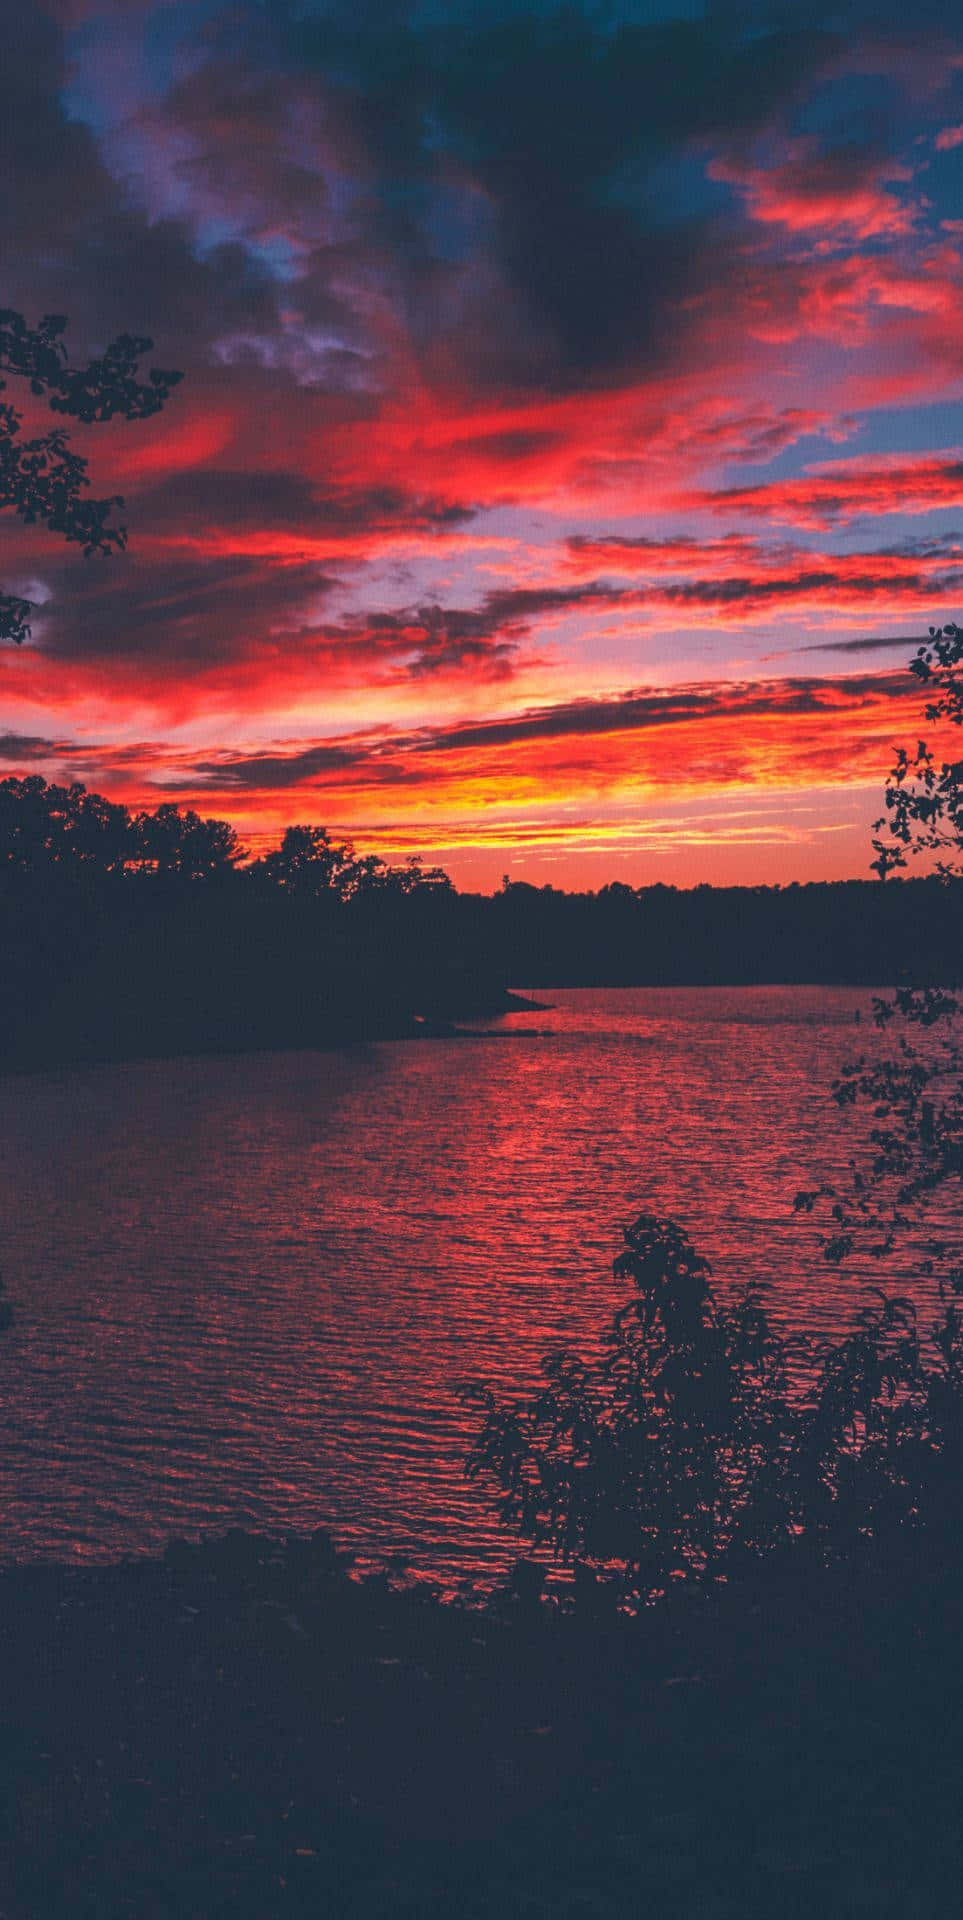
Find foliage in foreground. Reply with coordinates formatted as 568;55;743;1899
471;623;963;1604
801;624;963;1277
468;1211;963;1604
1;308;181;644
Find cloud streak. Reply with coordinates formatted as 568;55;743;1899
4;1;963;884
687;454;963;529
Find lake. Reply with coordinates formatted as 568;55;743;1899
0;985;927;1589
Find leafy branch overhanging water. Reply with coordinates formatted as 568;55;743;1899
469;626;963;1605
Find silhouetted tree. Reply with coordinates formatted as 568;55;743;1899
0;775;131;872
469;1210;963;1604
374;854;454;898
130;802;240;880
255;825;360;899
252;828;454;902
871;623;963;883
0;778;243;882
795;625;963;1276
1;308;180;642
469;1216;792;1597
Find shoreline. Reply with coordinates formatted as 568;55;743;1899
1;1527;960;1916
0;980;892;1079
0;986;551;1078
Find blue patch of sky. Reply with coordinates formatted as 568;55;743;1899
403;1;707;27
706;400;963;499
856;513;963;550
159;208;300;282
790;64;963;221
420;178;498;263
793;69;910;143
61;3;220;133
818;401;963;461
921;143;963;225
242;235;303;282
605;147;728;224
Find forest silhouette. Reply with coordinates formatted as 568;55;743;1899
2;769;963;1069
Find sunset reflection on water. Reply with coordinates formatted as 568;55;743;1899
0;987;925;1589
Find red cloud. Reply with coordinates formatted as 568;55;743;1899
6;525;961;739
105;410;236;483
0;666;931;849
685;453;963;528
151;665;941;891
708;142;917;241
8;5;963;893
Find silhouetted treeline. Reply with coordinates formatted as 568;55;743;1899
0;777;491;1067
477;872;963;988
2;775;961;1067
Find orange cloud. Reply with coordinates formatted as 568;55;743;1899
1;667;929;870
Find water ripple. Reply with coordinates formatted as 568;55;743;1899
0;985;929;1587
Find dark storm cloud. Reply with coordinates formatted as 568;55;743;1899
0;732;75;761
279;6;844;382
38;0;848;398
133;469;473;538
0;1;282;365
32;554;337;666
28;545;960;686
804;633;931;653
127;0;963;403
410;671;918;754
7;0;959;398
191;740;378;788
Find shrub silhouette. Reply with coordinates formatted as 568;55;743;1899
468;1211;963;1604
794;625;963;1285
470;627;963;1603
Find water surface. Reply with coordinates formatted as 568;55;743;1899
0;985;918;1586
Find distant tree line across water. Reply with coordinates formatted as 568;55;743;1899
2;770;962;1068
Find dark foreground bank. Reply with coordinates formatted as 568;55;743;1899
2;1530;961;1919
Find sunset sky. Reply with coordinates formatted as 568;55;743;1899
4;0;963;888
